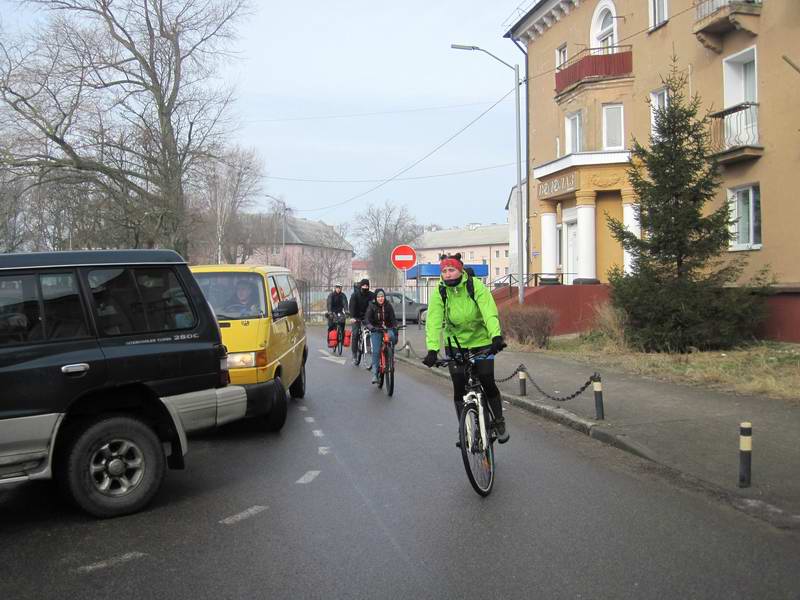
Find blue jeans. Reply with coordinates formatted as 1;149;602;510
371;329;397;373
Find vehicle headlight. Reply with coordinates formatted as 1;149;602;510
227;352;256;369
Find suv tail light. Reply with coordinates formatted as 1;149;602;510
215;343;230;387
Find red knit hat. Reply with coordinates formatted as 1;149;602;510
439;253;464;273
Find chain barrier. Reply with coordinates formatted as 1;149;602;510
402;341;598;405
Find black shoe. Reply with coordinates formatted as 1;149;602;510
494;417;509;444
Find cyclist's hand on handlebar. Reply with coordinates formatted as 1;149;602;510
491;336;507;355
422;350;438;368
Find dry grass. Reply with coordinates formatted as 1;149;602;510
530;333;800;401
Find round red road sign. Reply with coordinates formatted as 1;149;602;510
390;245;417;271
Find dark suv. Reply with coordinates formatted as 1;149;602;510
0;250;248;518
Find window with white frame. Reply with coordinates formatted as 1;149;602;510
597;10;615;51
650;88;668;136
649;0;668;28
556;44;568;70
729;184;761;249
724;47;757;106
565;112;582;154
602;104;624;150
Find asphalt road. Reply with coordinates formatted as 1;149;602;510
1;332;799;600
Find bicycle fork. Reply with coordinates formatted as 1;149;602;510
462;391;487;452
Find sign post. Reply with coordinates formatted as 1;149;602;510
390;245;418;349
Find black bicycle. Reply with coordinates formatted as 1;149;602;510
435;341;497;497
352;320;371;367
331;312;347;356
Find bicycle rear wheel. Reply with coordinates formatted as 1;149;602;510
384;347;394;397
458;405;494;496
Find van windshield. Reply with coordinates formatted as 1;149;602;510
195;273;267;321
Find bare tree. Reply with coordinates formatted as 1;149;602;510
195;146;263;263
0;0;249;257
354;201;423;286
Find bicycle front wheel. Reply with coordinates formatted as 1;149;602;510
384;347;394;397
458;405;494;496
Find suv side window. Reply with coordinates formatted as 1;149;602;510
40;272;89;340
88;267;197;335
0;274;42;346
133;268;197;331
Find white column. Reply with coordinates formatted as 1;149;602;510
575;191;597;281
622;189;640;274
540;210;558;275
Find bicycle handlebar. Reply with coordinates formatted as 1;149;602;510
433;347;494;368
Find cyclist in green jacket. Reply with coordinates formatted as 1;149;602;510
422;253;508;443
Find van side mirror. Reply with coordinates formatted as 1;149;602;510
272;299;299;319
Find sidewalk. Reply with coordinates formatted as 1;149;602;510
396;325;800;528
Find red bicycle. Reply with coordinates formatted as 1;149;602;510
374;326;404;397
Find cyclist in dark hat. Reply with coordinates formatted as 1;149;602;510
348;278;375;364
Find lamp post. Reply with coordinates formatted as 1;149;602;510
451;43;525;305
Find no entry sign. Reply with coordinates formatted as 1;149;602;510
391;245;417;271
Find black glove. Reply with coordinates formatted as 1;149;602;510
491;336;507;355
422;350;438;368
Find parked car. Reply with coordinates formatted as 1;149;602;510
191;265;307;432
384;292;427;324
0;250;247;518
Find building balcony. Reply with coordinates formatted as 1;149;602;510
693;0;761;52
709;102;763;165
554;46;633;96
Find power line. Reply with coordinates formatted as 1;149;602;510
293;87;516;213
265;162;515;184
245;100;510;124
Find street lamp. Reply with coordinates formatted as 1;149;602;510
451;43;525;305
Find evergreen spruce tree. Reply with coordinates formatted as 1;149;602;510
607;61;768;352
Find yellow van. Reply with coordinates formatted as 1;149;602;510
190;265;307;432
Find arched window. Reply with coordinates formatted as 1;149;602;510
590;1;618;54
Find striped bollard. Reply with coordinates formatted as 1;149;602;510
593;374;605;421
739;422;752;488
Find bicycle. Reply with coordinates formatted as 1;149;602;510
434;340;498;497
351;320;371;367
372;326;405;397
331;312;347;356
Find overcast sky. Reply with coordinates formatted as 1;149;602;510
2;0;533;230
229;0;533;232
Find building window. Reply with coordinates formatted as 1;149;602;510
650;88;668;136
729;185;761;249
504;267;509;275
724;46;757;107
649;0;668;28
602;104;624;150
556;43;568;70
495;267;500;276
482;258;487;265
565;112;582;154
495;250;499;259
469;251;474;260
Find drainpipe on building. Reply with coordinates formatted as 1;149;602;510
510;36;530;295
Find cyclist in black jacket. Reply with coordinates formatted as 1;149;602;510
348;279;375;363
364;288;397;384
326;284;348;332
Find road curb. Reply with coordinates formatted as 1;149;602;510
396;353;660;464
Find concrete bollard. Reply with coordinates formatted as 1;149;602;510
739;421;752;488
518;370;527;396
593;374;605;420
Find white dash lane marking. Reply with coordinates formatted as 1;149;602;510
304;417;315;423
296;470;320;484
219;505;268;526
312;430;324;438
298;406;309;412
318;446;331;455
320;355;346;365
76;552;147;574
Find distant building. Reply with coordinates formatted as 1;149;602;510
248;217;354;286
351;259;370;285
414;223;510;281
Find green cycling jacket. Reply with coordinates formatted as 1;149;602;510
425;273;502;352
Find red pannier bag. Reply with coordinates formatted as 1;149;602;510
343;329;352;347
327;330;338;348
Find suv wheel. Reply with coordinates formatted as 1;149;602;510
58;415;165;518
289;361;306;399
419;310;427;325
265;376;288;432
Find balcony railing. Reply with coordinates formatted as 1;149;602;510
709;102;762;163
696;0;761;22
554;45;633;95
